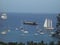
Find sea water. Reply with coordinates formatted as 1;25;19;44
0;13;59;43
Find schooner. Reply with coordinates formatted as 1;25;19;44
44;18;54;30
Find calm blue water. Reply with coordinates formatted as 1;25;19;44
0;13;59;43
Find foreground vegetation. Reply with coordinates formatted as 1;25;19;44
0;41;60;45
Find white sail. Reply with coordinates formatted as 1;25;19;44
44;18;54;30
51;20;52;28
48;19;51;28
44;18;48;28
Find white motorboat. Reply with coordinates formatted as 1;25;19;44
1;31;7;35
1;13;7;20
23;31;29;34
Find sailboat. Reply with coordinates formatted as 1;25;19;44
44;18;54;30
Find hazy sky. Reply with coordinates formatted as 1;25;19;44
0;0;60;13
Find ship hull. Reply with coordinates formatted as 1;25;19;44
44;27;54;30
23;22;38;25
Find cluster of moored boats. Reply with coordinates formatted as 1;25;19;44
0;26;55;37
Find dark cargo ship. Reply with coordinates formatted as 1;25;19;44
23;21;38;25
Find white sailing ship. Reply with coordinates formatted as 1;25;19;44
44;18;54;30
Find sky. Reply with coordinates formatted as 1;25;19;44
0;0;60;13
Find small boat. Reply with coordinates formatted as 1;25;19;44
20;26;23;29
40;32;45;35
20;26;25;32
1;13;7;20
36;28;45;35
34;33;38;35
50;32;55;34
1;31;7;35
16;28;18;30
40;31;45;35
7;29;11;32
37;30;42;33
23;21;38;25
23;31;29;34
21;29;25;32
